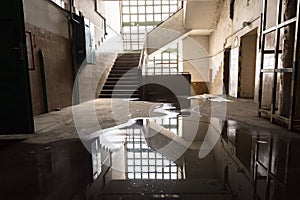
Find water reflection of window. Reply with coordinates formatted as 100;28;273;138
153;117;179;135
126;124;183;180
91;138;101;180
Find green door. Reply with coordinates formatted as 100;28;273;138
0;0;34;134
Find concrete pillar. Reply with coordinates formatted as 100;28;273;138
279;0;296;117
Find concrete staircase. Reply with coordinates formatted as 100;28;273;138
99;53;140;98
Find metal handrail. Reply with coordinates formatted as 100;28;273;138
94;0;107;36
138;31;148;71
106;23;122;38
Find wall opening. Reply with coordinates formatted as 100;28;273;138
223;48;231;95
239;29;258;99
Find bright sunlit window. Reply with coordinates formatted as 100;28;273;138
51;0;66;9
121;0;182;50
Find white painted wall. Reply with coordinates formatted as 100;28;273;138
104;1;121;37
99;1;124;53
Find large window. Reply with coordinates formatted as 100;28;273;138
146;43;179;75
51;0;66;9
152;116;179;135
121;0;182;50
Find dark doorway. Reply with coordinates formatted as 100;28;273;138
0;0;34;134
239;29;258;99
223;48;231;95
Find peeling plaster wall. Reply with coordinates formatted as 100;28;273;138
240;33;257;98
24;0;69;38
24;0;73;115
209;0;262;99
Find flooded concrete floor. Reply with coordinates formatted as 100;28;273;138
1;97;300;199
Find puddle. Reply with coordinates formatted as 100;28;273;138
187;94;232;102
1;103;300;200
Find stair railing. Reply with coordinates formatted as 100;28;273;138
138;32;148;99
137;1;184;98
138;32;148;71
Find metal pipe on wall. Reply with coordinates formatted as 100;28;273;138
69;0;80;105
38;49;49;113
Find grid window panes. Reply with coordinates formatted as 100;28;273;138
51;0;65;8
126;123;183;180
147;43;179;75
121;0;182;50
152;117;179;135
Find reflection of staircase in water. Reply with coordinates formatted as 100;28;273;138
99;53;140;99
101;121;233;200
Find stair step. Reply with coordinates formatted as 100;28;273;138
105;79;137;82
116;57;140;61
114;62;139;66
104;82;137;86
106;78;137;82
118;53;140;58
109;70;137;74
112;66;138;70
115;59;140;62
103;85;138;90
105;81;137;85
113;63;139;68
108;74;137;78
109;70;137;75
99;94;139;98
113;65;138;68
101;90;139;95
112;67;138;70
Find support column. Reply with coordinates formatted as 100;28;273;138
280;0;296;117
